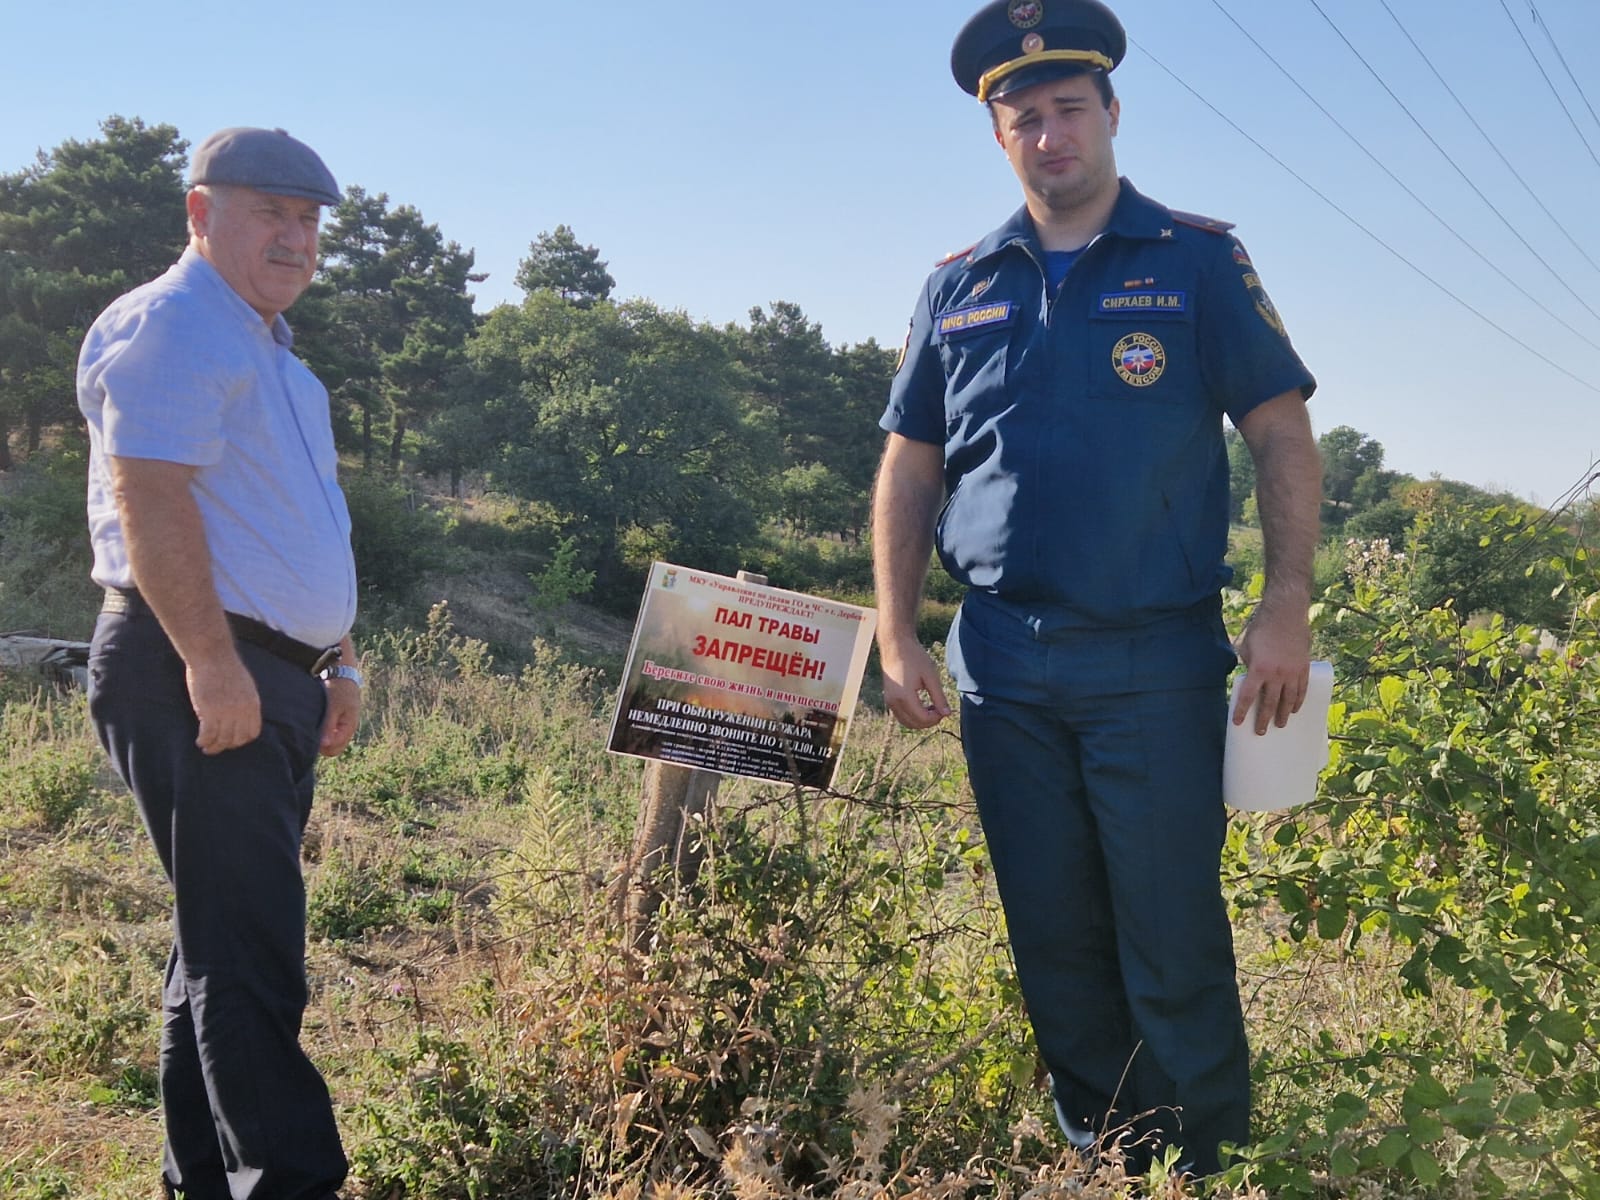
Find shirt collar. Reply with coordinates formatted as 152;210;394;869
176;247;297;348
964;177;1177;267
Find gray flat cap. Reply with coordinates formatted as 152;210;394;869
190;127;340;206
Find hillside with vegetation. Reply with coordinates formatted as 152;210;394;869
2;118;1598;1199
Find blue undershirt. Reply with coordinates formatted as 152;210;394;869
1044;249;1083;290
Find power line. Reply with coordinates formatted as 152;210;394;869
1303;0;1600;327
1126;35;1600;397
1204;0;1600;357
1495;0;1600;175
1527;1;1600;145
1376;0;1600;281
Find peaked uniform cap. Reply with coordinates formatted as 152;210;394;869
189;127;340;206
952;0;1126;102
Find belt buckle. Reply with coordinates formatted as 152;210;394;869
310;646;341;677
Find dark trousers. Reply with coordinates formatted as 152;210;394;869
951;597;1250;1176
88;611;346;1200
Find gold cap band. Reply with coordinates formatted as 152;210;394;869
976;48;1115;102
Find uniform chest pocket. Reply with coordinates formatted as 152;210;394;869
937;303;1017;427
1085;296;1197;403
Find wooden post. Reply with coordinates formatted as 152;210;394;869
619;570;767;953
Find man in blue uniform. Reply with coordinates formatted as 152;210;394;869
80;127;361;1199
872;0;1322;1177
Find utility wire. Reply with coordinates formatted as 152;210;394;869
1495;0;1600;175
1127;35;1600;397
1376;0;1600;281
1206;0;1600;357
1303;0;1600;328
1528;1;1600;148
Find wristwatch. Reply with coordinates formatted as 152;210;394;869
321;663;364;688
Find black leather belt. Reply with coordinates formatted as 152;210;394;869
102;587;340;676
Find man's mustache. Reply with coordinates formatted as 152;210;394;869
265;248;309;269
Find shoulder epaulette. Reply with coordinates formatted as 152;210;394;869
934;244;977;267
1168;210;1236;235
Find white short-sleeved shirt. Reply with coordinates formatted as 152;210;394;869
78;248;358;648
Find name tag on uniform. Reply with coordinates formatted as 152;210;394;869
935;301;1017;340
1096;291;1187;315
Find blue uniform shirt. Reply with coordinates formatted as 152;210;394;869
881;178;1315;633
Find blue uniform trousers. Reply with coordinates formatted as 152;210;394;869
88;611;346;1200
950;595;1250;1175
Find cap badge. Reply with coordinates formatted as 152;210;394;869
1008;1;1044;30
1113;333;1167;388
1022;32;1045;54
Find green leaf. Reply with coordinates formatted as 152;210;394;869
1278;879;1311;913
1538;1009;1586;1048
1315;899;1348;940
1407;1147;1442;1187
1404;1074;1452;1113
1441;1100;1495;1137
1408;1113;1445;1143
1329;1143;1360;1177
1377;675;1406;713
1502;1091;1542;1123
1324;1092;1369;1135
1375;1130;1411;1167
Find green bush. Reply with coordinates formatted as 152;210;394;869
0;452;100;638
1219;540;1600;1197
343;469;457;603
307;852;406;941
1;699;101;830
6;747;98;830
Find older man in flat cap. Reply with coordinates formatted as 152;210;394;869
79;126;359;1199
873;0;1322;1177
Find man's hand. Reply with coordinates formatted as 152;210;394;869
1232;601;1311;734
319;676;362;757
879;635;952;730
186;653;263;754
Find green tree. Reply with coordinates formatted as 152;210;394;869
831;337;899;535
1318;425;1386;526
775;462;857;540
0;116;187;466
733;301;843;470
1226;426;1256;525
1342;496;1413;548
302;187;482;468
514;225;614;307
473;295;769;598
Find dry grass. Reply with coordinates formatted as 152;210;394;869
0;624;1539;1198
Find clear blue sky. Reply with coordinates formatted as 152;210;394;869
5;0;1599;507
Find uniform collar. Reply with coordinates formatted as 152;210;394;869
964;177;1176;267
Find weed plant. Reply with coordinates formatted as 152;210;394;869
3;550;1597;1196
